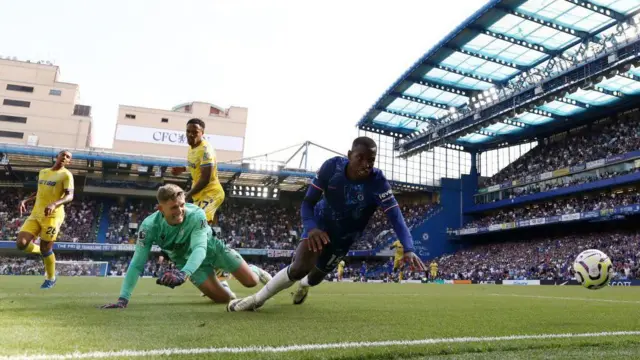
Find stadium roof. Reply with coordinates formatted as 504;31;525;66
357;0;640;153
0;143;434;193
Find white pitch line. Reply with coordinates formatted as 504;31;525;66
488;293;640;304
2;331;640;360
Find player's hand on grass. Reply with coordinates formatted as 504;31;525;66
100;297;128;309
44;203;57;216
403;252;426;272
307;229;330;252
156;269;188;289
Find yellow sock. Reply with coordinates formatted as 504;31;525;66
399;272;403;281
43;251;56;280
25;242;41;255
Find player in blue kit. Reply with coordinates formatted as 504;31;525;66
227;136;425;311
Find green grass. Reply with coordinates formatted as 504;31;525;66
1;276;640;359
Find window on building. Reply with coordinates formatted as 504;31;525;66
73;104;92;116
0;130;24;139
125;114;136;119
210;106;221;115
0;115;27;123
161;118;169;123
49;89;62;96
6;84;34;93
184;105;191;113
2;99;31;107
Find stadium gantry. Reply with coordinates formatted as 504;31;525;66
357;0;640;178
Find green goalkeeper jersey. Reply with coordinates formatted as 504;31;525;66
119;203;211;300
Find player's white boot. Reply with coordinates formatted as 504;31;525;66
226;295;262;312
292;283;309;305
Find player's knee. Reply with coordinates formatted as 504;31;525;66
307;270;325;286
288;263;311;281
15;234;31;250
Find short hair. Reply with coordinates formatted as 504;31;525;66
352;136;377;150
187;118;205;130
58;150;71;156
156;184;185;203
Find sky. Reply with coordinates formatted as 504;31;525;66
0;0;487;166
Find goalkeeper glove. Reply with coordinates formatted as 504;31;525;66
100;297;128;309
156;269;188;289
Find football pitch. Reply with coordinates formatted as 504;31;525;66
1;277;640;359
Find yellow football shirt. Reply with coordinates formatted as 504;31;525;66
187;139;224;202
33;168;74;219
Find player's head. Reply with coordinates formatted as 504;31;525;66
347;136;377;181
156;184;186;225
55;150;72;168
186;118;205;147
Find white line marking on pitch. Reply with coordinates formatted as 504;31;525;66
488;293;640;304
2;331;640;360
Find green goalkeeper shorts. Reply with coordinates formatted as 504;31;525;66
187;240;245;287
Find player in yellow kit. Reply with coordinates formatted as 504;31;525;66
390;239;404;281
16;150;74;289
171;118;225;225
171;118;270;298
429;260;438;280
337;260;345;281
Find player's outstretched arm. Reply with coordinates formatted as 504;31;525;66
376;181;426;272
157;212;208;289
101;226;153;309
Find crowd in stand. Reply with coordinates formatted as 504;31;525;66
467;188;640;228
0;188;433;252
485;111;640;187
435;231;640;281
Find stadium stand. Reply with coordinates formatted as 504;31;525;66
466;187;640;228
0;188;434;251
484;110;640;188
435;231;640;281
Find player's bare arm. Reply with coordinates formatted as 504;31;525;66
185;164;211;200
45;189;74;217
18;192;37;216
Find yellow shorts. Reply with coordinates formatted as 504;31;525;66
430;270;437;278
20;215;64;242
195;192;225;223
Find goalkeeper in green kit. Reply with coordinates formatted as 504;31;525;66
101;184;272;308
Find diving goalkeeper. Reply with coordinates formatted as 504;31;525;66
101;184;271;308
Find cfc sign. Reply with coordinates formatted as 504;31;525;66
115;125;244;152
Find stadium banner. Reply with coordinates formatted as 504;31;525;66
471;280;502;285
453;280;472;284
609;280;640;286
503;280;540;286
478;188;487;194
581;210;600;219
488;224;502;231
530;217;546;225
635;159;640;168
570;163;586;173
561;213;580;222
487;185;501;192
605;154;626;165
540;171;553;180
115;124;244;152
552;168;570;177
540;280;579;286
267;249;294;258
586;159;605;169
